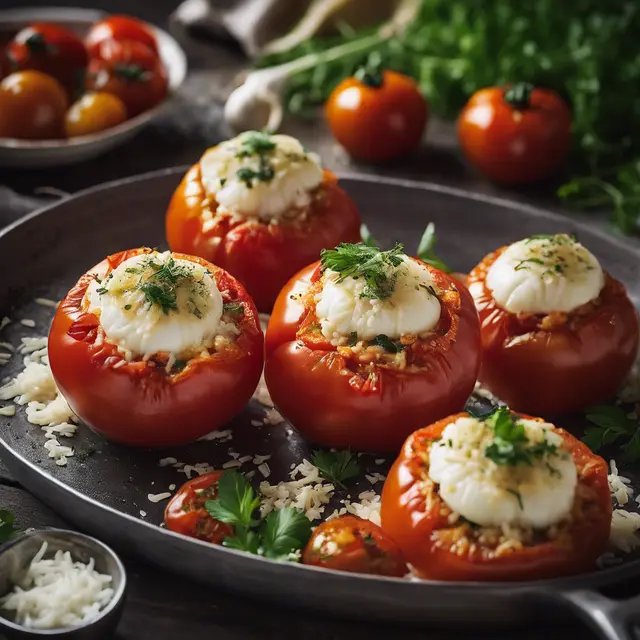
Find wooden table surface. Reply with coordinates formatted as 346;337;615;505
0;1;627;638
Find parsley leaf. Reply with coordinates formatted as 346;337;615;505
261;507;312;559
223;527;261;555
416;223;452;273
223;302;245;316
311;450;360;488
205;470;260;529
583;404;640;462
0;509;19;543
368;334;404;353
236;131;276;157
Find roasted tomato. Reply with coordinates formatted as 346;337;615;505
166;163;361;314
265;256;481;453
85;15;159;58
381;412;612;581
164;471;232;543
48;248;264;447
325;66;428;163
468;239;639;415
65;91;127;137
457;83;572;185
302;516;407;576
7;23;88;100
0;71;67;139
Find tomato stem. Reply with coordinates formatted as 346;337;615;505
503;82;534;110
25;32;56;55
354;52;384;88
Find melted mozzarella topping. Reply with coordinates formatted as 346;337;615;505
316;257;441;342
429;416;577;529
199;132;323;221
86;251;224;358
486;234;604;314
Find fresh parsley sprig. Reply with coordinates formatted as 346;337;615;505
311;450;360;489
368;334;404;353
205;470;260;530
0;509;19;543
583;404;640;462
416;223;452;273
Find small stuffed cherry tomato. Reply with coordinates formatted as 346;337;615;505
302;516;408;577
457;83;572;185
467;234;639;415
65;91;127;137
325;64;427;163
381;411;612;581
265;244;481;453
164;472;232;544
7;23;88;100
0;70;67;139
48;248;264;447
166;132;362;313
85;15;158;58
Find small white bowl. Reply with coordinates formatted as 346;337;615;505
0;7;187;168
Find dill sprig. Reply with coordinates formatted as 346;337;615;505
320;242;405;300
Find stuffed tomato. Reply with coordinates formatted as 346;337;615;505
381;409;612;581
48;248;263;447
166;131;361;312
468;233;639;414
265;242;481;453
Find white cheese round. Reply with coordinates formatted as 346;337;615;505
86;251;223;358
429;416;577;529
485;234;604;314
199;132;323;221
316;256;441;342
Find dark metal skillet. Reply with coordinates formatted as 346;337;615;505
0;168;639;639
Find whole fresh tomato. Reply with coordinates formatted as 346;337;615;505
85;15;159;58
381;412;612;581
65;91;127;137
164;472;233;543
48;248;264;447
264;260;481;452
0;70;67;139
86;53;167;118
467;245;639;415
7;23;88;100
302;515;408;577
166;165;361;313
92;37;158;68
457;83;572;184
325;63;428;163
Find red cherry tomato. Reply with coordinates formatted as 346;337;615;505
457;83;572;185
381;412;612;581
85;15;158;58
325;69;428;163
48;248;264;447
91;37;158;68
264;260;481;453
164;472;233;544
467;245;639;415
7;23;88;100
166;166;362;313
302;515;408;577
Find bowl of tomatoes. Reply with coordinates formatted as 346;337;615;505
0;7;187;168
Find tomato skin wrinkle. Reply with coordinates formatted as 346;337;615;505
264;260;481;453
467;246;639;415
166;166;361;313
380;412;612;582
48;248;264;448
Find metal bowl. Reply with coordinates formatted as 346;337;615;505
0;529;127;639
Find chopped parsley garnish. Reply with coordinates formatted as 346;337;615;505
507;489;524;510
124;304;132;311
347;331;358;346
236;131;276;157
416;223;452;273
368;334;404;353
0;509;19;543
235;131;277;189
514;257;545;271
582;404;640;462
320;242;405;300
311;449;360;489
223;302;244;316
236;165;275;189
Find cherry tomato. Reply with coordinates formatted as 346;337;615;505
65;91;127;137
164;472;233;544
0;50;9;81
48;248;264;447
92;37;158;69
166;166;362;313
381;412;612;581
7;23;88;100
86;53;167;117
325;68;428;163
264;260;481;453
85;15;158;58
467;246;639;415
0;71;67;139
457;83;572;185
302;516;408;577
